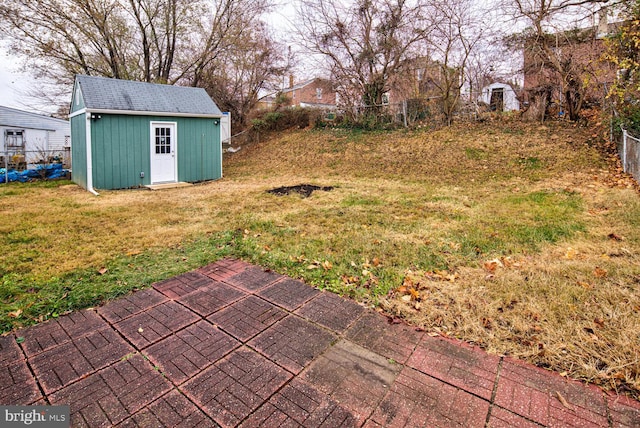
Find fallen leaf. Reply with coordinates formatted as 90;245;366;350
594;317;605;328
16;337;25;344
98;267;108;275
555;391;571;409
307;264;319;270
483;258;502;273
414;302;422;311
401;295;411;302
427;332;439;337
372;257;381;267
608;233;624;241
564;248;578;259
8;309;22;318
594;267;608;278
409;288;420;301
577;281;593;289
263;245;271;251
138;327;144;333
396;285;409;294
321;260;332;270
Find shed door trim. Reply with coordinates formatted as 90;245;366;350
150;121;177;183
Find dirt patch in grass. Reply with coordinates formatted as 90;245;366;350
2;119;639;399
266;184;334;198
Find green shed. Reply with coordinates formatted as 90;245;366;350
69;75;223;193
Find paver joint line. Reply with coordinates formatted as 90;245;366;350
2;258;640;428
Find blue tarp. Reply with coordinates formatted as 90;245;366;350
0;163;68;183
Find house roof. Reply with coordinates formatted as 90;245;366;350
75;75;222;116
281;78;322;93
0;105;69;132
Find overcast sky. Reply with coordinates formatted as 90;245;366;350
0;41;34;111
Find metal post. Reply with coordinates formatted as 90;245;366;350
623;129;628;173
3;151;7;184
402;100;408;128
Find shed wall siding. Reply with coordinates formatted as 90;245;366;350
91;115;149;190
71;115;87;189
89;114;221;190
176;117;221;183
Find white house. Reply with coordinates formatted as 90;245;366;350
479;83;520;112
0;106;71;166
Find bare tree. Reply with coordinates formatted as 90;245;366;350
0;0;276;114
296;0;429;113
503;0;612;121
422;0;485;125
197;22;288;128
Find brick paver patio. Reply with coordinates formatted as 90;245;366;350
1;258;639;427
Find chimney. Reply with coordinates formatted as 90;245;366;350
289;74;294;89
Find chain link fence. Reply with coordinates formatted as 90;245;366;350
1;149;71;184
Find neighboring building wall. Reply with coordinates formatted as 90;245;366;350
523;31;616;105
0;106;70;161
283;79;337;107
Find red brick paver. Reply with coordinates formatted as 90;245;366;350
249;315;336;374
115;390;218;428
114;300;199;349
240;379;356;427
369;367;490;428
145;320;239;385
407;334;499;400
98;288;168;323
345;311;424;365
154;271;217;299
199;258;253;282
257;277;320;311
607;393;640;428
182;347;292;427
295;292;364;333
30;327;133;394
495;358;609;427
178;282;246;317
0;336;40;405
302;340;402;425
224;266;283;292
49;354;172;427
208;296;287;342
16;309;109;356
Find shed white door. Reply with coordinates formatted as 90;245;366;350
150;122;177;183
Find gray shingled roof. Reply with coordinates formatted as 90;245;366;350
76;75;222;116
0;106;69;131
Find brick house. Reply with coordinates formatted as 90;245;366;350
522;14;618;119
278;77;337;109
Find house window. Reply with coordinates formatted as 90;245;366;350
381;93;390;105
155;126;171;154
316;88;323;99
75;87;80;105
5;130;24;150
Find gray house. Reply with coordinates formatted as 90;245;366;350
70;75;223;193
0;106;70;167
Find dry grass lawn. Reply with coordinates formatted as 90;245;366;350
1;118;639;399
